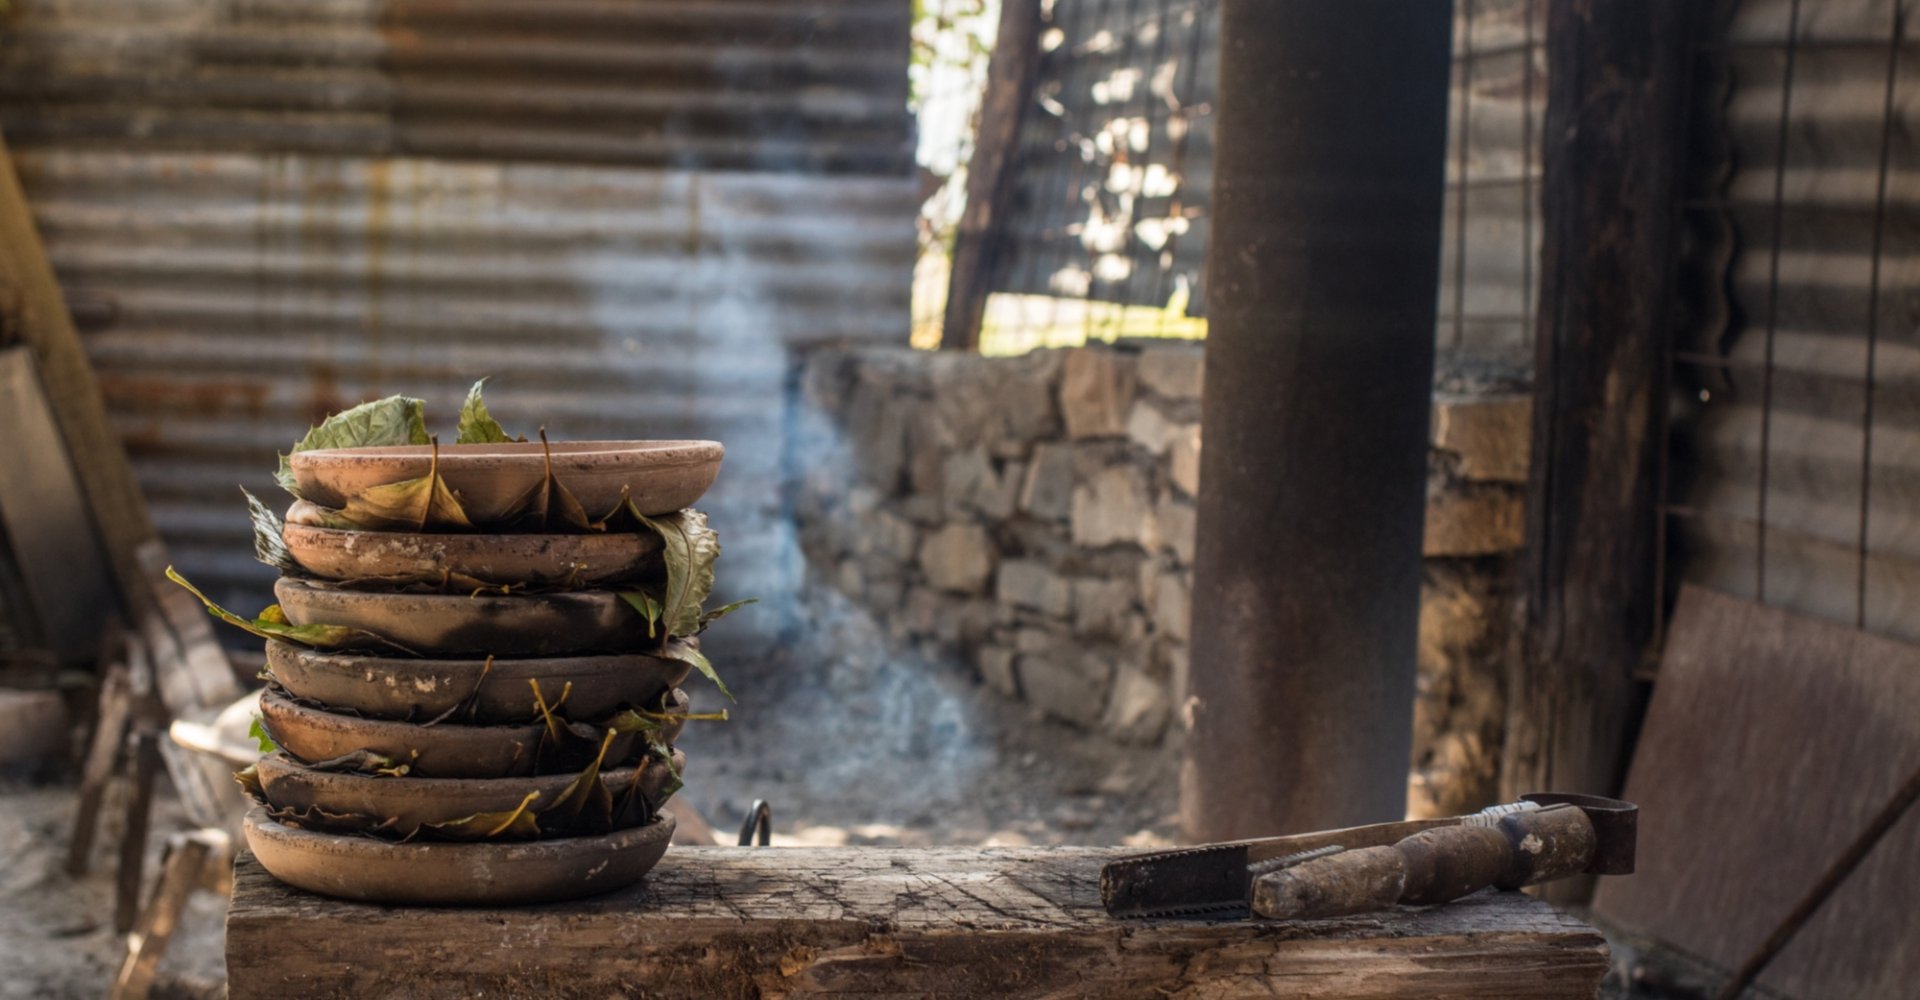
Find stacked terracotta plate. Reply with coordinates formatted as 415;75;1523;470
240;440;726;905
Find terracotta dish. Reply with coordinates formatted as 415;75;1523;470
254;747;686;838
259;687;689;778
289;440;724;523
244;807;677;904
264;641;693;724
282;506;662;586
273;577;646;657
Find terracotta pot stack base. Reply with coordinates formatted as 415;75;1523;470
241;439;724;905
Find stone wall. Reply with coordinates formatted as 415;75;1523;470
793;343;1528;814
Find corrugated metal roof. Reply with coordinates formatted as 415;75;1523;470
1669;0;1920;644
0;0;917;631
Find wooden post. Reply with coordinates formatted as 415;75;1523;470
1501;1;1698;806
939;0;1041;351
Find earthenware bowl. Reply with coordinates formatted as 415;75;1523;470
254;747;686;838
264;640;693;724
282;505;662;587
289;440;724;524
273;578;646;657
259;688;689;778
244;807;677;904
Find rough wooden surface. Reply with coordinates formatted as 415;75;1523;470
1503;0;1700;821
1594;586;1920;999
228;843;1610;999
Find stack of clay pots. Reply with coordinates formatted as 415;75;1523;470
239;439;726;905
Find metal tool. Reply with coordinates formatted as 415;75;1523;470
1101;792;1636;919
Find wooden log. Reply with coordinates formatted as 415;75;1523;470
1502;1;1701;818
227;844;1610;999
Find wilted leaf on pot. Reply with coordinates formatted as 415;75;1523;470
235;763;264;800
658;640;733;703
304;750;412;777
421;656;493;727
502;429;591;532
275;395;429;495
539;730;616;836
604;702;728;735
167;566;409;652
340;437;474;532
700;598;757;628
285;501;362;530
247;715;277;753
622;507;718;638
268;802;401;837
455;378;522;445
423;790;542;841
243;487;296;571
616;590;664;639
651;742;684;802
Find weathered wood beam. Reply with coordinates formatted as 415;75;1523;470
940;0;1041;351
0;129;156;614
1502;1;1700;807
227;844;1611;999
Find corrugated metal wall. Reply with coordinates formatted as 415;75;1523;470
0;0;917;632
1669;0;1920;642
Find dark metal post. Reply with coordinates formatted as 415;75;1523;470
1181;1;1453;841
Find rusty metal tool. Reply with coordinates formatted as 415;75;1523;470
1101;792;1636;919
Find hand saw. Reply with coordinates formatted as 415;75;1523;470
1100;792;1637;919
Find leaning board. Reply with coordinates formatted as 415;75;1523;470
1594;585;1920;998
227;843;1609;999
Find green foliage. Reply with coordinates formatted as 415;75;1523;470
454;378;519;445
167;566;407;652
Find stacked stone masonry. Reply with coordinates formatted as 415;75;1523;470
794;343;1528;815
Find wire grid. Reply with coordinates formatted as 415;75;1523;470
1666;0;1915;639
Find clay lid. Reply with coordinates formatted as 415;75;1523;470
254;747;686;838
273;577;647;657
259;687;689;779
289;439;723;524
282;511;662;587
244;806;677;905
264;641;692;725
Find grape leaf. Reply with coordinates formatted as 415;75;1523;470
275;395;428;496
455;378;521;445
339;436;474;531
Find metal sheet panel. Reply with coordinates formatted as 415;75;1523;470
0;0;917;630
1669;0;1920;642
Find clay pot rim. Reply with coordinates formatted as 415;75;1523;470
264;638;691;673
275;576;631;608
281;518;663;548
255;749;677;791
292;439;722;462
245;805;677;855
261;686;545;738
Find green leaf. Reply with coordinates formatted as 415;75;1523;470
652;743;685;802
700;598;758;627
167;566;410;652
603;702;728;735
422;790;542;841
235;763;264;799
658;640;733;703
247;715;277;753
243;487;296;571
276;395;429;495
616;591;663;639
502;429;591;532
455;378;519;445
339;436;475;531
626;507;719;638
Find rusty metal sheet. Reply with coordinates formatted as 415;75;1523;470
1593;585;1920;999
0;0;918;627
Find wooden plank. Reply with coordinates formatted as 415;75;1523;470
1502;1;1701;815
228;844;1610;1000
1593;585;1920;999
0;129;157;614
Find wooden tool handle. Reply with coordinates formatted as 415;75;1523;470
1251;805;1598;920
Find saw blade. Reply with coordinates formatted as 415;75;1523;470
1100;842;1254;918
